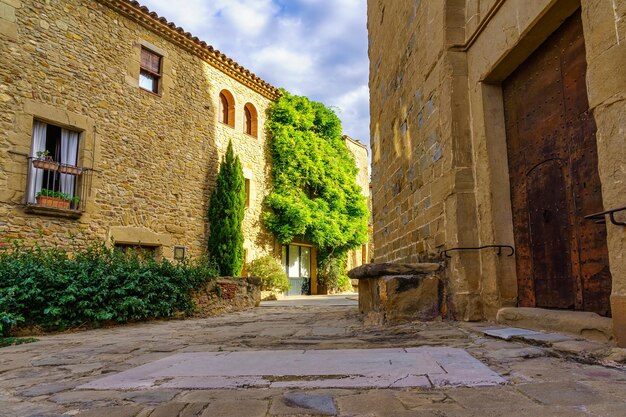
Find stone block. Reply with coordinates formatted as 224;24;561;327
610;294;626;348
496;307;613;343
0;16;17;40
358;268;443;325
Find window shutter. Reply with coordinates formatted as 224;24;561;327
140;48;161;74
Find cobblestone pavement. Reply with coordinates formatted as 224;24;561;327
1;296;625;416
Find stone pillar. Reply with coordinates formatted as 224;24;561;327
581;0;626;347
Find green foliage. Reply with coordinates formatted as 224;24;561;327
207;141;246;276
317;252;351;293
336;274;353;293
36;188;80;203
264;90;369;291
247;255;290;293
0;240;218;331
0;311;23;337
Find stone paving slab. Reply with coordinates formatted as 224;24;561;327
78;347;504;390
482;327;541;340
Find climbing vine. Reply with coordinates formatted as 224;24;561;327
263;90;369;286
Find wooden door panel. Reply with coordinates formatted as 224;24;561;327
503;10;611;315
527;159;574;308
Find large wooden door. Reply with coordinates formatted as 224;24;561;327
503;10;612;316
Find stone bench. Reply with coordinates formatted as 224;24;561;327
348;263;444;325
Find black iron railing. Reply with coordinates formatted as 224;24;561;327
585;206;626;227
25;157;92;213
441;245;515;259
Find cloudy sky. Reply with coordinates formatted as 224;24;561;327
140;0;371;147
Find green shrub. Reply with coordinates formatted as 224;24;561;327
247;255;290;293
207;141;246;276
0;240;217;331
336;274;353;293
0;312;23;337
317;252;350;293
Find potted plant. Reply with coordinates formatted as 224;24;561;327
32;150;58;171
35;189;71;210
69;196;81;210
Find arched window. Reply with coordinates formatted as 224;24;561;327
218;90;235;127
243;102;258;137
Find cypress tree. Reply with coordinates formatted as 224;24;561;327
207;141;245;276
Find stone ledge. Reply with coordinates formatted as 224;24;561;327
348;262;442;279
496;307;613;343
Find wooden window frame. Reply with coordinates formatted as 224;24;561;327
243;102;258;138
139;47;162;95
218;90;235;128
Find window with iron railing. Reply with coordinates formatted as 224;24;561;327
25;120;91;215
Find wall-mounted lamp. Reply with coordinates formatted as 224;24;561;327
173;246;186;260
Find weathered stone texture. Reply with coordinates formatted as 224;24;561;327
0;0;275;262
191;277;261;317
357;269;443;325
344;136;371;272
369;0;626;344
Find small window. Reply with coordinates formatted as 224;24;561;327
244;178;251;208
218;90;235;127
139;47;162;94
28;120;84;211
244;103;258;137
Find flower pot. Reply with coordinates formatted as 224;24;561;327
32;159;60;171
35;195;70;209
59;165;82;175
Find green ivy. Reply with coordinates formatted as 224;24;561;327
207;140;246;276
0;240;217;331
263;90;369;289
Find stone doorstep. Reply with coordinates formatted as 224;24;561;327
496;307;613;343
479;325;626;369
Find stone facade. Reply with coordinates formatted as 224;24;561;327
368;0;625;346
0;0;279;263
344;135;371;273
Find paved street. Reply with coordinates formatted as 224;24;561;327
1;296;625;416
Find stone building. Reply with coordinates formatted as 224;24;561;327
0;0;368;295
368;0;625;346
344;135;371;272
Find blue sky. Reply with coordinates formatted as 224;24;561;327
140;0;371;147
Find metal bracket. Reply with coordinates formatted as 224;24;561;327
584;205;626;227
440;245;515;259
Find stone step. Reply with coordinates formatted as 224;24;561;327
496;307;613;343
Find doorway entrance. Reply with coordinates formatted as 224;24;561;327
503;10;611;316
282;244;312;296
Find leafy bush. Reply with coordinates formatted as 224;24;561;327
317;252;351;293
336;274;353;293
247;255;290;293
0;312;23;337
0;241;217;331
208;140;246;276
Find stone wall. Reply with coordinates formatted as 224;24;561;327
192;277;261;317
0;0;278;263
344;135;371;272
369;0;626;345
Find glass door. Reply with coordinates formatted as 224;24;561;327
281;245;311;296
